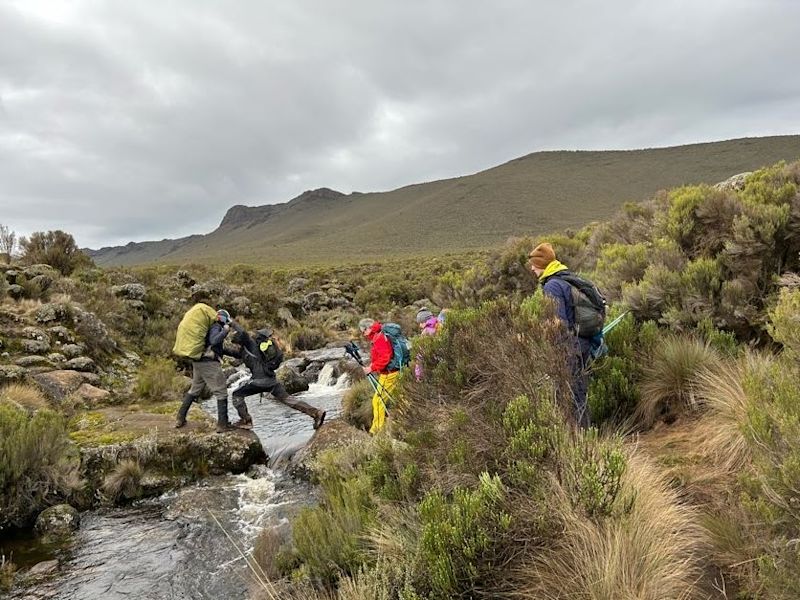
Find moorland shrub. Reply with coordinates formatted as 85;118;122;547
135;357;182;401
19;230;92;276
0;402;81;529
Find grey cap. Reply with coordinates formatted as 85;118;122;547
358;318;375;332
256;327;273;339
416;308;434;324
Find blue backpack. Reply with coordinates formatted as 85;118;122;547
381;323;410;372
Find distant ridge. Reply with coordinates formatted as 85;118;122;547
87;135;800;266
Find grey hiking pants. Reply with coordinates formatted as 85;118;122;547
177;359;230;425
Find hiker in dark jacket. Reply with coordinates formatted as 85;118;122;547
175;308;235;433
227;323;326;430
529;242;593;428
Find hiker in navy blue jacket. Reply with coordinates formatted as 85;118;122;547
529;242;593;428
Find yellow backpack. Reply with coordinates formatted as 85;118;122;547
173;303;217;359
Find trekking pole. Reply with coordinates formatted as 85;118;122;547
602;310;631;336
343;342;397;410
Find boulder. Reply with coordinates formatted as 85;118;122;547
79;428;267;493
276;365;309;394
30;273;54;293
65;357;96;372
287;277;310;295
22;326;50;343
277;307;299;329
72;308;117;355
61;344;85;359
289;420;370;480
190;280;231;303
15;355;55;368
22;339;51;354
76;383;111;405
0;364;26;385
282;357;308;372
328;296;351;309
125;300;146;311
230;296;252;316
32;370;86;402
175;270;196;288
47;326;75;343
111;283;146;300
22;264;58;279
303;291;331;312
7;283;24;300
36;302;72;324
303;361;323;384
34;504;80;538
325;313;350;331
48;352;67;363
5;269;19;283
714;172;752;192
28;559;60;576
302;346;351;363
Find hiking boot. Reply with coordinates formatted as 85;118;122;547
215;423;234;434
174;419;187;429
313;410;326;430
233;417;253;430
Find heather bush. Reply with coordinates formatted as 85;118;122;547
0;402;81;529
288;326;327;351
19;230;93;276
135;357;182;401
417;473;510;599
432;237;537;308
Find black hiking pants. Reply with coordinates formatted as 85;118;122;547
232;378;319;420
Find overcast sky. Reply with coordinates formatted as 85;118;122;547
1;0;799;248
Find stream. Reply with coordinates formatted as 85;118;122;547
3;363;349;600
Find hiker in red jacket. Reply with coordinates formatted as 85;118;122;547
358;318;400;434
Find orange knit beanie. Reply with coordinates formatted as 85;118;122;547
529;242;556;270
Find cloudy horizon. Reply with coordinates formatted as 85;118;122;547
1;0;799;249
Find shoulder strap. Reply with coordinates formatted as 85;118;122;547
549;271;606;312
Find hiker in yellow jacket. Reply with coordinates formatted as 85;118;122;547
173;300;235;433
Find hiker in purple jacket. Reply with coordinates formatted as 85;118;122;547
529;242;593;428
413;307;441;381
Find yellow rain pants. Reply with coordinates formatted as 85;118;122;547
369;371;399;435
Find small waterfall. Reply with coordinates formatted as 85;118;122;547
317;362;338;386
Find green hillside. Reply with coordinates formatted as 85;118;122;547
89;135;800;266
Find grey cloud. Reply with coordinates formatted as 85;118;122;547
1;0;799;247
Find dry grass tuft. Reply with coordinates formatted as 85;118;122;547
0;383;49;412
102;459;144;502
695;356;758;474
513;452;706;600
341;379;373;431
636;335;720;428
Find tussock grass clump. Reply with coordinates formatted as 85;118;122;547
514;454;705;600
102;459;144;502
0;402;81;528
342;379;373;431
0;383;49;412
695;358;754;474
636;335;720;428
134;357;182;401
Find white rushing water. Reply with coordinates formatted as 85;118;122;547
11;369;349;600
